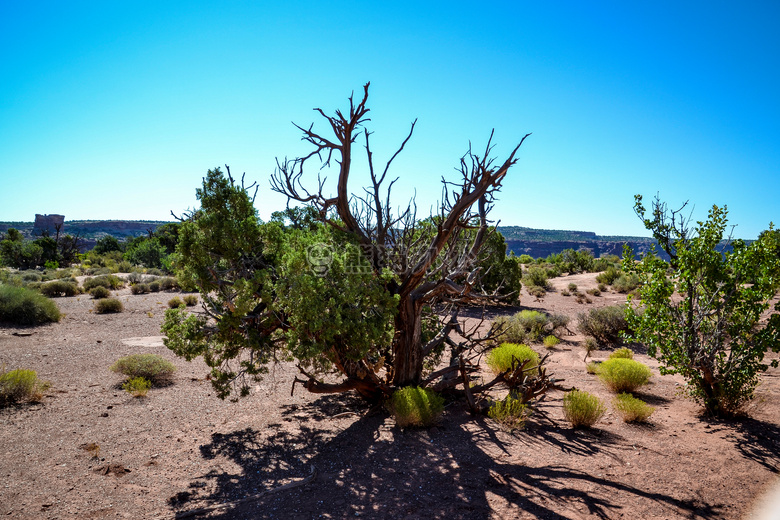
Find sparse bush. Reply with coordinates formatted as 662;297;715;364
549;313;570;335
127;272;144;284
168;297;184;309
609;347;634;360
543;335;560;349
582;336;598;360
586;361;601;374
0;284;61;325
567;282;578;292
612;273;640;293
597;282;608;292
131;283;150;295
563;390;606;428
577;305;630;346
110;354;176;385
561;289;571;296
596;266;622;285
89;286;111;299
39;280;80;297
613;393;655;423
598;358;652;393
488;395;530;431
183;294;198;306
586;288;601;297
94;298;123;314
123;377;152;398
83;274;124;291
487;343;540;375
0;367;50;404
527;285;546;298
390;386;444;427
575;293;591;304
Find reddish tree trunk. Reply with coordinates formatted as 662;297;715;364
392;295;423;386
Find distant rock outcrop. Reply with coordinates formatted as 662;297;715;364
33;214;65;236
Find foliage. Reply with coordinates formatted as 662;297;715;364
518;254;534;264
93;235;123;255
609;347;634;360
122;376;152;397
168;297;184;309
131;283;150;295
559;248;595;274
110;354;176;385
577;305;631;346
488;395;530;431
486;343;540;375
159;277;178;291
613;393;655;423
183;295;198;306
597;358;652;393
586;288;601;296
40;280;80;297
626;196;780;416
0;284;61;325
94;298;123;314
494;310;551;344
567;282;578;292
389;386;444;428
83;275;124;291
149;281;161;292
543;335;560;349
582;337;598;360
562;390;606;428
522;266;551;291
586;361;600;374
596;266;622;285
0;367;50;405
549;313;570;335
125;237;168;269
90;286;111;299
612;273;641;293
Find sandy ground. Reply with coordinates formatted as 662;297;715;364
1;274;779;519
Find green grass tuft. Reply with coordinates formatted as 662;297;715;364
598;358;652;393
390;386;444;428
563;390;606;428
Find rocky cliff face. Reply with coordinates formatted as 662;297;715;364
504;239;661;260
33;214;65;236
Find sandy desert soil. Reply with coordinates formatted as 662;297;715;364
1;273;779;519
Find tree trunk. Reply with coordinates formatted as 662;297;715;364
392;294;423;386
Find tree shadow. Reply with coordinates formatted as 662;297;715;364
704;417;780;474
167;396;726;519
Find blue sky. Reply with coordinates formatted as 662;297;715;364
1;1;778;238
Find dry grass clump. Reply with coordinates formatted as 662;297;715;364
0;367;50;405
390;387;444;428
598;358;652;393
543;335;561;349
609;347;634;360
167;297;184;308
613;393;655;423
563;390;606;428
123;377;152;397
488;395;531;431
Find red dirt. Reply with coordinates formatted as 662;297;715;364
1;273;779;519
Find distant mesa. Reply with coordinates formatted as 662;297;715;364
33;214;65;236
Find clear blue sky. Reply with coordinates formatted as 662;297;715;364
1;1;778;239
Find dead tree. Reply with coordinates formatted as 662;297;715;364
272;83;530;391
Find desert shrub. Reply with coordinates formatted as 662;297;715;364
89;286;111;299
596;266;622;285
561;289;571;296
577;305;630;346
94;298;123;314
131;283;150;295
147;268;165;277
575;293;591;304
567;282;578;292
39;280;79;297
598;358;652;393
549;313;570;335
612;273;640;293
127;272;144;284
609;347;634;360
123;377;152;398
518;254;534;264
110;354;176;385
148;281;161;292
563;390;606;428
183;294;198;306
583;337;598;359
0;367;50;404
83;274;124;291
543;335;560;349
168;297;184;309
613;393;655;423
159;277;178;291
495;310;550;344
117;261;133;273
586;288;601;297
21;272;42;282
390;386;444;427
523;267;550;290
586;361;601;374
487;343;540;375
0;284;61;325
527;285;546;298
488;395;530;431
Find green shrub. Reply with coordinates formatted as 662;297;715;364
89;286;111;299
487;343;540;375
527;285;546;298
168;297;184;308
390;386;444;427
147;268;165;277
39;280;80;297
612;273;640;293
488;395;530;431
94;298;123;314
523;267;550;290
586;288;601;297
596;266;622;285
148;281;161;292
495;310;553;344
21;272;42;282
575;293;592;304
0;367;50;404
127;272;144;284
159;277;178;291
0;284;61;325
563;390;606;428
117;261;133;273
609;347;634;360
110;354;176;385
518;254;534;264
83;274;124;291
131;283;150;295
183;294;198;306
567;282;578;292
597;283;608;292
123;377;152;398
613;393;655;423
543;335;560;349
577;305;630;346
598;358;652;393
